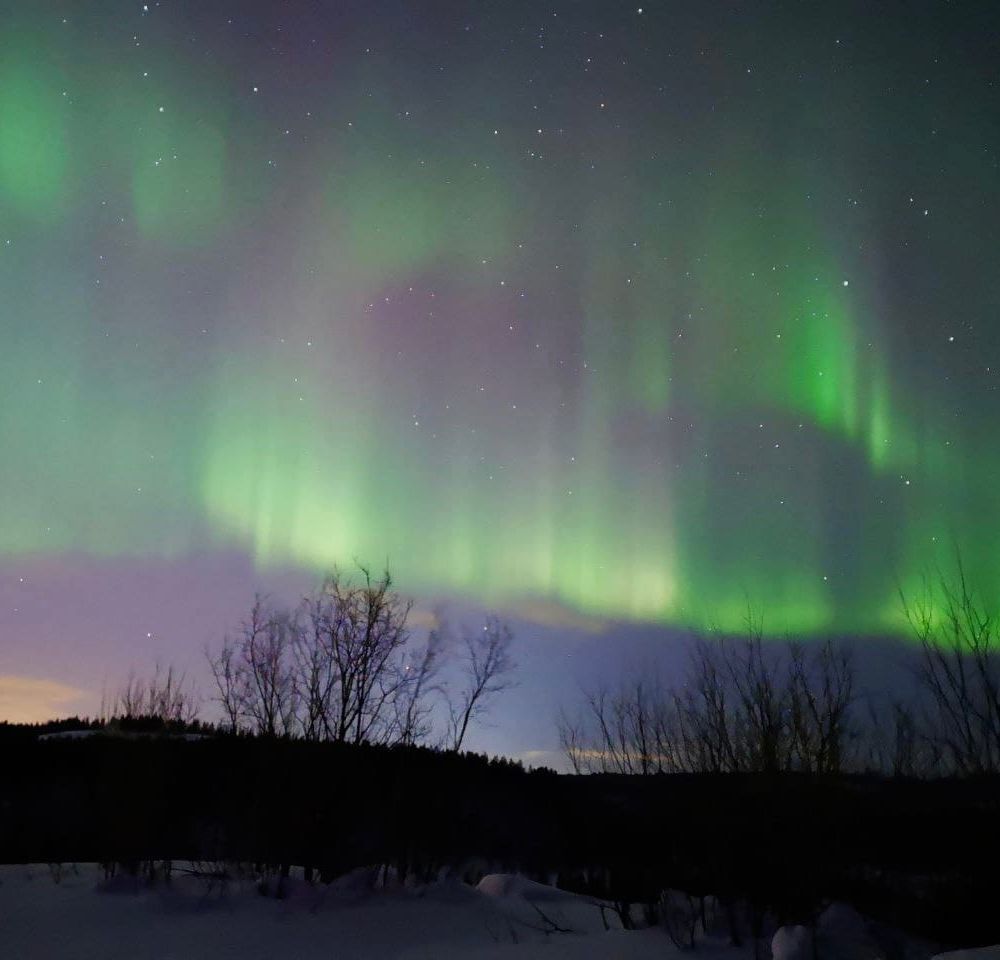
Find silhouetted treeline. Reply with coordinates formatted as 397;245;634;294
1;730;998;946
0;715;215;744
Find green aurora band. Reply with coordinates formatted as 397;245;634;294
1;9;997;638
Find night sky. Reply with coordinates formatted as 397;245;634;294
1;1;999;759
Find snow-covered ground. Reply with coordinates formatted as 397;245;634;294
0;863;992;960
0;864;706;959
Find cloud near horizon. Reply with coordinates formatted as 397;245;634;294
0;676;87;724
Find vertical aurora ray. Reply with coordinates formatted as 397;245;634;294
0;12;77;220
0;55;69;220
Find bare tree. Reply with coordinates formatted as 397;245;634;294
787;638;855;774
577;684;631;774
618;678;656;774
556;706;588;774
724;623;790;773
243;599;298;738
675;636;740;773
448;615;517;752
208;635;245;733
902;563;1000;775
106;663;200;726
559;622;858;776
673;629;856;774
146;663;200;725
565;675;682;774
208;567;445;746
861;698;935;777
206;596;297;738
392;623;446;746
313;566;413;744
294;595;340;742
556;646;729;776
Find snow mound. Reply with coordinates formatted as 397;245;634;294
477;874;563;899
476;873;624;936
933;948;1000;960
38;730;99;741
820;903;869;942
774;904;888;960
774;924;814;960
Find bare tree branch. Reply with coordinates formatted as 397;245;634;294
448;615;517;752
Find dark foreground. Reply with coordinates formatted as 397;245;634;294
1;728;997;946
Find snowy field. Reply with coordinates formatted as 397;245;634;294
0;864;698;960
0;863;994;960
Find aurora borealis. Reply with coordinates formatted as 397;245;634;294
2;1;1000;727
